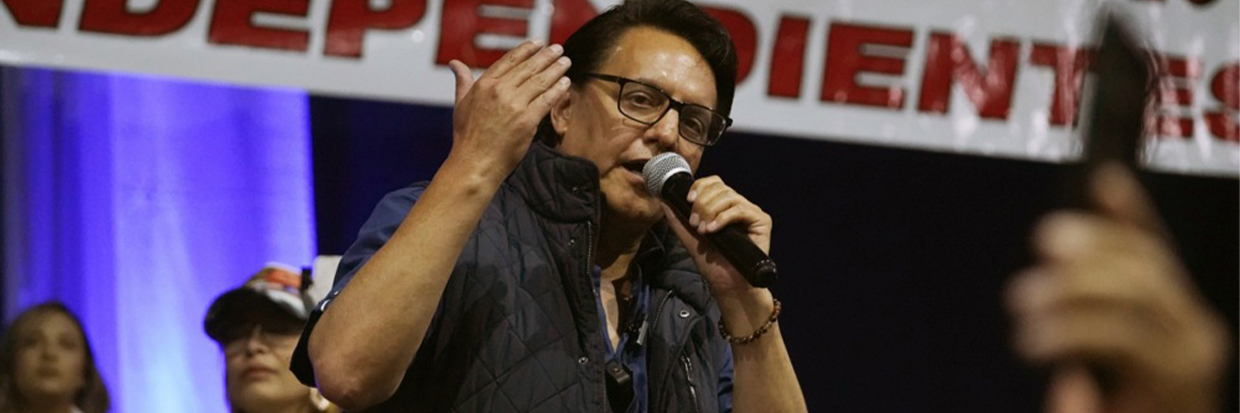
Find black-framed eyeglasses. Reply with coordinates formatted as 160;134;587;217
584;73;732;147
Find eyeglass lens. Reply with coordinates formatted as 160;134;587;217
618;81;724;145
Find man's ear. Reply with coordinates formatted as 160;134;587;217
550;89;573;136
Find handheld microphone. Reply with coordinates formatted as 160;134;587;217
643;153;778;288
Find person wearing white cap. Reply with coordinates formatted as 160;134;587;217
204;264;340;413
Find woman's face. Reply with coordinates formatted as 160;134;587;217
14;311;87;404
224;325;308;411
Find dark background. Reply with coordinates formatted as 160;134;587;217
310;96;1237;412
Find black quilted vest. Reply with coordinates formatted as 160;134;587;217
293;141;733;412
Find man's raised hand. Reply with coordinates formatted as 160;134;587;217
446;40;572;182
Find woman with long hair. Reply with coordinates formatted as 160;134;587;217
0;302;109;413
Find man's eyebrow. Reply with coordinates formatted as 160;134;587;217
631;76;715;108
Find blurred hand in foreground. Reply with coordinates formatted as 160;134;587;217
1007;163;1230;413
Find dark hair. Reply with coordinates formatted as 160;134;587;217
536;0;739;146
0;302;110;413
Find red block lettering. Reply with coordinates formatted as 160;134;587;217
1153;55;1198;138
1155;56;1198;105
917;33;1021;119
2;0;63;27
821;22;914;109
1205;62;1238;142
79;0;199;36
548;0;596;46
324;0;427;58
1029;43;1091;126
1210;62;1239;110
767;15;810;98
435;0;533;68
208;0;309;51
700;6;756;85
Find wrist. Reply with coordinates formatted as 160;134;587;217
717;290;780;345
440;149;510;193
715;288;774;332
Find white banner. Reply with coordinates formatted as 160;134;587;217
2;0;1237;176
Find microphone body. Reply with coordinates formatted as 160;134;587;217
644;153;778;288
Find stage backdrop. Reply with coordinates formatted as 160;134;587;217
0;0;1237;176
0;67;316;413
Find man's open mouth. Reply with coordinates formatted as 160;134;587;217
620;160;648;175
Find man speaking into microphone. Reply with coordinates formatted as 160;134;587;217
291;0;807;411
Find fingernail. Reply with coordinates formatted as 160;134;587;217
688;213;699;226
557;56;570;66
687;190;697;202
706;221;718;232
531;39;545;47
549;44;563;54
558;77;570;88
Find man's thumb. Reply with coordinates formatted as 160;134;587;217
447;60;475;103
1089;162;1166;238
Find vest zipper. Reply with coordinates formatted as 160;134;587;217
585;220;606;413
649;292;676;411
649;292;674;332
679;353;702;413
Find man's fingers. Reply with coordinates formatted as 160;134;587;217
661;204;708;256
687;178;749;229
528;77;572;118
1007;268;1165;369
1090;162;1167;239
704;204;763;232
687;175;723;199
1032;212;1188;298
708;207;772;252
1008;266;1165;320
681;176;772;253
1013;297;1158;367
480;39;545;80
1034;212;1163;265
448;60;475;104
503;44;567;90
517;54;572;103
686;176;728;219
1007;270;1067;318
1033;213;1097;262
693;192;744;231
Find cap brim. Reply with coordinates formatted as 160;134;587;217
204;288;307;345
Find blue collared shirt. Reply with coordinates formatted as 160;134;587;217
592;264;650;413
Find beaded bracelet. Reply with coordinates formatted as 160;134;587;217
718;298;781;345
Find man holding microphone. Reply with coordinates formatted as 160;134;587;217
291;0;807;411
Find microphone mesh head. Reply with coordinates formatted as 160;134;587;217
642;152;692;196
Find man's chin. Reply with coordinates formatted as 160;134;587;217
603;199;663;227
600;190;659;218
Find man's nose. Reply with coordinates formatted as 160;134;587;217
645;109;680;150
